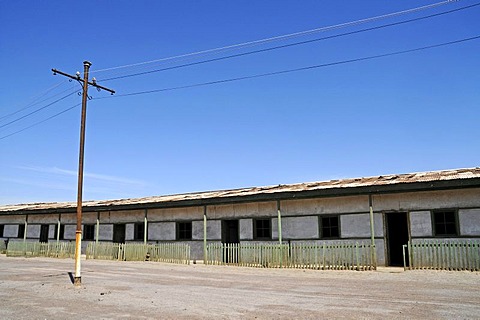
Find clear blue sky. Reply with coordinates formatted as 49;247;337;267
0;1;479;205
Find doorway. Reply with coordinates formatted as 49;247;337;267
113;224;126;243
385;212;409;266
39;224;49;243
222;220;239;244
222;220;239;263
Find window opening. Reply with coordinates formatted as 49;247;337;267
321;216;340;238
177;222;192;240
254;219;271;239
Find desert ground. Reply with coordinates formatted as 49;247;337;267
0;255;478;319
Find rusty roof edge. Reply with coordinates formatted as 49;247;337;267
1;167;480;214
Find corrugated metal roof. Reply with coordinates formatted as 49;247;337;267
1;167;479;213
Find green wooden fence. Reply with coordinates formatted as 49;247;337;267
404;240;480;271
1;240;7;254
6;241;75;258
206;242;375;270
86;242;190;265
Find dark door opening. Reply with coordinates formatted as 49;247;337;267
113;224;126;243
222;220;239;244
385;212;409;266
222;220;239;263
39;224;49;243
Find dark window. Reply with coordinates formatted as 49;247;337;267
18;224;25;238
177;222;192;240
113;224;126;243
433;210;458;236
0;225;4;237
84;224;95;240
134;222;145;241
321;216;340;238
254;219;271;239
54;224;65;240
39;224;49;243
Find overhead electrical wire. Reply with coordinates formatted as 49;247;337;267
0;91;77;130
0;80;69;121
2;34;478;141
96;35;480;99
1;2;475;141
0;104;81;140
4;1;470;132
99;2;480;82
91;0;457;76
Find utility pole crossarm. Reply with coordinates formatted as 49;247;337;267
52;68;115;95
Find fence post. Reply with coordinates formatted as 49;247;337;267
144;210;148;245
95;216;100;259
203;206;207;264
277;201;283;245
368;195;377;270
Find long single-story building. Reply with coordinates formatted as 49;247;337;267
0;167;479;266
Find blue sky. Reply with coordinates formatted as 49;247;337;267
0;1;479;205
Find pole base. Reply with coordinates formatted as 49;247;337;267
74;276;81;286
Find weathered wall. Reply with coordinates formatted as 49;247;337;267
98;224;113;241
281;195;369;216
64;225;76;240
208;202;276;219
100;210;144;223
340;213;383;238
149;222;175;241
459;208;480;236
28;214;58;224
60;214;76;224
272;216;319;240
240;219;253;240
126;223;134;241
48;225;55;239
409;211;432;237
191;220;222;241
3;225;19;238
27;225;40;238
373;188;480;212
0;215;26;224
148;207;202;221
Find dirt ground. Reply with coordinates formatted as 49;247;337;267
0;255;478;320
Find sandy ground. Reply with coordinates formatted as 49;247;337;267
0;255;479;320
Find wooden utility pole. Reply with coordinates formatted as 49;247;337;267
52;61;115;286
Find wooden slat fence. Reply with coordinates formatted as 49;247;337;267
0;240;7;254
206;242;375;270
6;241;75;258
405;240;480;271
86;242;190;265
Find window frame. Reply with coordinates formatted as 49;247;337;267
83;224;95;241
134;222;145;241
177;221;192;241
18;224;25;238
432;209;459;237
253;218;272;240
319;215;340;239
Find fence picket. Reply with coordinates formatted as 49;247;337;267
406;240;479;271
206;241;375;271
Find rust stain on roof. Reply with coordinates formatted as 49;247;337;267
1;167;479;213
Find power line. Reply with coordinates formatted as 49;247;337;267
2;34;477;141
97;35;480;99
99;2;480;82
91;0;457;75
0;91;77;130
0;103;81;140
0;81;69;121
